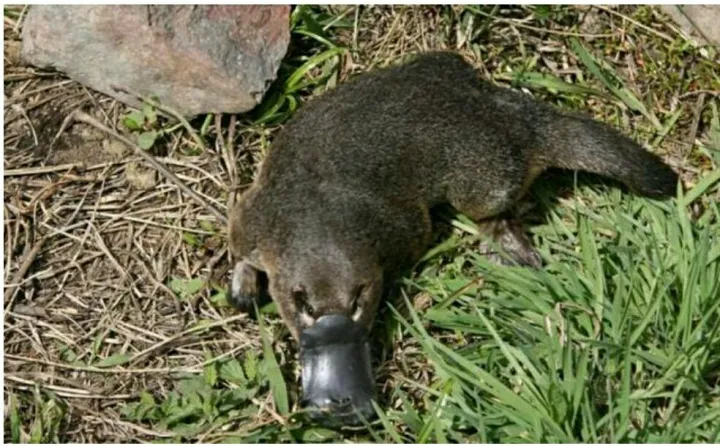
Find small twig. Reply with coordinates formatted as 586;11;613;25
215;114;234;185
3;163;80;177
595;5;675;43
214;113;226;154
96;419;176;439
3;72;60;82
92;213;216;234
4;92;86;128
127;250;184;319
4;353;200;375
5;80;74;105
11;104;38;147
225;115;239;211
50;107;82;150
20;252;104;285
353;6;361;51
252;397;290;428
72;111;227;224
91;224;128;280
468;6;615;38
685;92;706;157
13;4;28;33
128;313;248;366
80;84;113;124
678;89;719;100
4;235;48;307
226;114;237;152
6;377;133;400
158;156;227;189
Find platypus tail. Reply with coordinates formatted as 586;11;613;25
536;112;678;199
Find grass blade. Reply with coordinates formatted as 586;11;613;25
570;38;662;130
94;353;131;368
257;308;289;416
284;47;347;93
680;169;720;207
508;71;605;97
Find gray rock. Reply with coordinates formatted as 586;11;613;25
661;5;720;47
21;5;290;117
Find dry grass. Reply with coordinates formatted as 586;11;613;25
3;5;719;443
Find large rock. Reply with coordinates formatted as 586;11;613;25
660;5;720;47
21;5;291;117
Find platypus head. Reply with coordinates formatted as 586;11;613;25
228;189;385;426
268;237;384;426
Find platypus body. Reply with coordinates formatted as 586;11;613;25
227;51;678;425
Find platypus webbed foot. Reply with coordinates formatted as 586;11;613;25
476;217;542;268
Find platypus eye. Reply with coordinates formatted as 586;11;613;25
293;288;314;316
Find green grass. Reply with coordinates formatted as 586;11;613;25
376;177;720;442
6;389;68;443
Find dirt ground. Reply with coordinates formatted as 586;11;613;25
3;5;719;443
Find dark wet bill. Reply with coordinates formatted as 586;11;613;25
299;314;376;426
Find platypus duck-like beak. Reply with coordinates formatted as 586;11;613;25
299;314;376;426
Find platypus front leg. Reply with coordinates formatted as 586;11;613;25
229;259;269;312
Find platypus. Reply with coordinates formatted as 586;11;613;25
227;51;678;426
